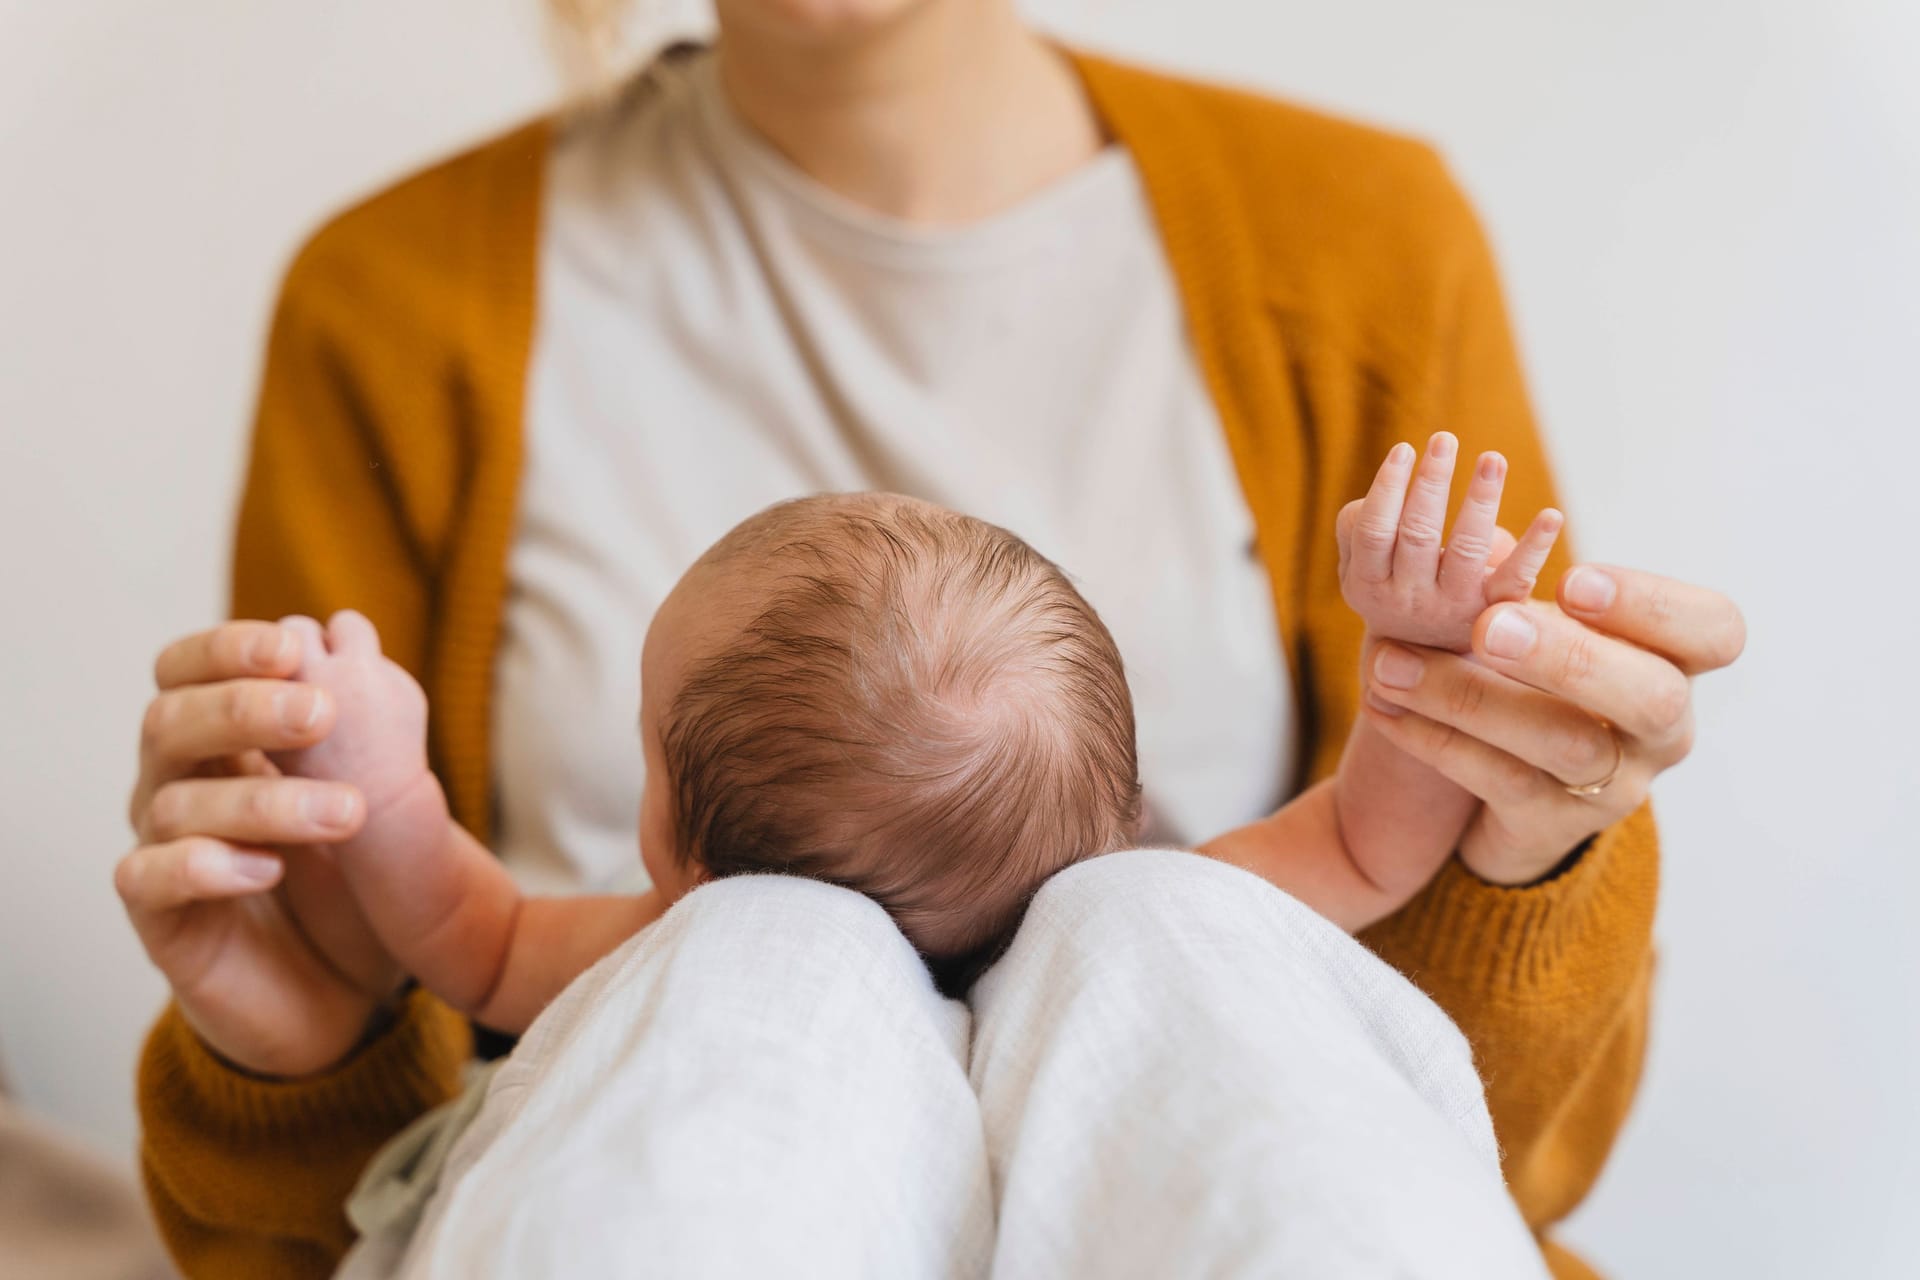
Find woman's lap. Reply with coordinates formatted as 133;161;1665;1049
972;850;1543;1278
359;875;992;1278
368;853;1543;1277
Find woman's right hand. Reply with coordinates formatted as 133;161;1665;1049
116;619;403;1078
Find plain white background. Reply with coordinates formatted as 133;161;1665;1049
1;1;1914;1274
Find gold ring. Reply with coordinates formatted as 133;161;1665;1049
1561;719;1623;798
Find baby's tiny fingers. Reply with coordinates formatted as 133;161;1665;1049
1349;442;1416;585
1484;509;1564;603
326;609;382;658
1438;451;1507;597
278;615;331;674
1336;500;1361;581
1392;433;1457;583
1485;525;1520;569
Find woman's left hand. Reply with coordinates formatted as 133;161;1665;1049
1361;564;1746;885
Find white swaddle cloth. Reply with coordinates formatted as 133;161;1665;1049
972;850;1546;1280
343;874;992;1280
340;851;1544;1279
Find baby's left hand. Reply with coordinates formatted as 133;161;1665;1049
268;610;433;820
1336;433;1563;652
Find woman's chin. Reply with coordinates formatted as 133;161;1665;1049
716;0;939;47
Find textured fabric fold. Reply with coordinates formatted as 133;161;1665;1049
137;990;470;1273
972;849;1548;1280
345;874;992;1280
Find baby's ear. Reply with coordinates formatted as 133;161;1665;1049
326;609;382;659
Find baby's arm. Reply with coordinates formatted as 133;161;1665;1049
1329;435;1563;915
469;892;668;1031
329;805;663;1032
271;612;662;1032
1203;435;1561;931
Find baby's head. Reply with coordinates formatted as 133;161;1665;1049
636;493;1141;990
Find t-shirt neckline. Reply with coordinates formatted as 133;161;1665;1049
684;50;1139;275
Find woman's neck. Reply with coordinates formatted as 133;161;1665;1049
713;0;1104;226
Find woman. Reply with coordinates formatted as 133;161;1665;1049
118;1;1744;1276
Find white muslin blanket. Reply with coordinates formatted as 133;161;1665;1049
339;850;1546;1279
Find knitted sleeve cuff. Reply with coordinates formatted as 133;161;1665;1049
1361;800;1661;1001
137;990;472;1251
139;990;472;1145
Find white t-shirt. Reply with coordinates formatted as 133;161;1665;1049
493;51;1295;893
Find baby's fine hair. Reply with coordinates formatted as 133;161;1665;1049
661;493;1142;991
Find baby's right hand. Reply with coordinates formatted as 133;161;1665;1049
1336;433;1563;652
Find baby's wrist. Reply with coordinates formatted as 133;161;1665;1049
359;764;443;820
338;767;454;868
1355;621;1474;659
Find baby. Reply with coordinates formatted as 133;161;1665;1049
274;433;1557;1029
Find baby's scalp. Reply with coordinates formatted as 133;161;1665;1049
659;493;1141;989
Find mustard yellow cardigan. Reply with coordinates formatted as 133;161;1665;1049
137;50;1654;1280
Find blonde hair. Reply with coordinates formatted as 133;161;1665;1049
544;0;668;92
548;0;622;63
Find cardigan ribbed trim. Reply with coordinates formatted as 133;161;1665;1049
138;991;470;1261
425;120;547;844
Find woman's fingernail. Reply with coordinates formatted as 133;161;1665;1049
251;627;291;669
1563;566;1617;612
280;688;322;730
1484;607;1538;659
1374;644;1425;690
1365;689;1406;718
302;789;357;828
225;851;281;887
328;790;358;826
